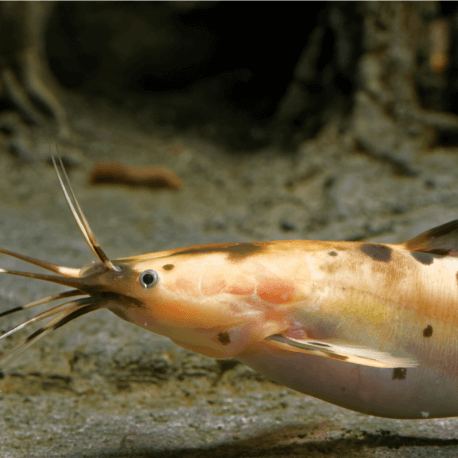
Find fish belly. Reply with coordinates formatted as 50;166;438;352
239;349;458;419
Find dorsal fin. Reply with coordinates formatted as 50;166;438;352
403;219;458;256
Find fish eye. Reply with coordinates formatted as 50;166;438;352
139;270;159;288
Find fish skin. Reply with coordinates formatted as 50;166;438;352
226;240;458;418
101;235;458;418
230;235;458;418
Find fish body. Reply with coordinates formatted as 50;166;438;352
1;158;458;419
107;239;458;419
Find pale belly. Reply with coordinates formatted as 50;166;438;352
239;349;458;419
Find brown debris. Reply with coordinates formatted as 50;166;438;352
429;19;450;75
89;162;183;190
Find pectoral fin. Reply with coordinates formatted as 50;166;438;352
267;334;418;368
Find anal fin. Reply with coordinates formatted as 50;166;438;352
267;335;418;368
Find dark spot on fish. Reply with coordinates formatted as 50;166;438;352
423;325;433;338
328;251;338;257
410;251;434;265
360;244;392;262
162;264;175;271
217;332;231;345
175;243;265;261
341;387;346;392
392;368;407;380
